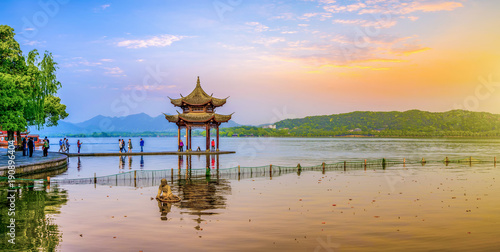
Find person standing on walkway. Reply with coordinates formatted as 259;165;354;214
211;139;215;152
179;139;184;152
58;139;63;152
140;138;144;152
77;140;82;153
128;139;133;153
43;139;49;157
118;139;122;153
44;136;50;152
22;137;27;156
65;139;70;153
28;137;34;157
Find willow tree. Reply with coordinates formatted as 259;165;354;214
0;25;67;145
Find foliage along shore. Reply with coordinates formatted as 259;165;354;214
50;110;500;138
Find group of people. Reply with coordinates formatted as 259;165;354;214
58;138;71;153
21;137;35;157
118;138;145;153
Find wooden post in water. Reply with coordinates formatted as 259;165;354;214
421;158;426;166
364;159;367;171
94;173;97;184
238;165;241;181
322;162;325;174
403;158;406;168
470;156;472;167
495;156;497;167
343;161;346;171
270;164;273;178
171;168;174;182
134;170;137;187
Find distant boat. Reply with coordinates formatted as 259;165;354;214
0;131;43;147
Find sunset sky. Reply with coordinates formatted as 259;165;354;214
1;0;499;125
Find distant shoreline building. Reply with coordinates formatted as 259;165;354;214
164;77;233;152
262;125;276;129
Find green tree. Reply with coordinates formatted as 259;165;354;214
0;25;67;143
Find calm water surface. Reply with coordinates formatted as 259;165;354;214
2;137;500;251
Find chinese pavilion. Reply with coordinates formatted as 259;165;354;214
164;77;232;152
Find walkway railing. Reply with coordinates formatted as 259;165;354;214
1;156;497;187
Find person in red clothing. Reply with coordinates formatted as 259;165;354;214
211;139;215;152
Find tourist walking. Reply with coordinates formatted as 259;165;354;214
28;138;34;157
211;139;215;151
140;138;144;152
122;139;127;153
179;139;184;152
62;138;67;152
118;139;122;153
22;137;27;156
128;139;133;152
65;139;70;153
77;140;82;153
58;139;63;152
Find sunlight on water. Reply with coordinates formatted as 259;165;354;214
44;163;500;251
3;138;500;251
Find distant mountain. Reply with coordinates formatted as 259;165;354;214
217;110;500;137
30;113;241;136
274;110;500;133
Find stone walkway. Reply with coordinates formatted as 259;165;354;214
0;149;66;170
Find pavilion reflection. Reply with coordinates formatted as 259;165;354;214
157;154;231;228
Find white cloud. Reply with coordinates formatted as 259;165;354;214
101;4;110;10
253;37;286;46
100;59;114;62
117;35;186;49
136;59;145;62
23;40;44;46
245;22;269;32
103;67;124;76
333;18;397;28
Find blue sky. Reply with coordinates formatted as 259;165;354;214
1;0;499;126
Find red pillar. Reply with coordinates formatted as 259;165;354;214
216;124;220;151
177;125;181;151
186;125;190;152
206;124;210;151
188;127;192;151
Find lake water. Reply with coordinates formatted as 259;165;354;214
2;137;500;251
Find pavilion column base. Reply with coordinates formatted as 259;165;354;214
216;149;219;152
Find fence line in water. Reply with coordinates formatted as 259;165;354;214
1;156;497;187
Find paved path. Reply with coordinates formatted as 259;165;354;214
0;150;67;170
64;150;236;157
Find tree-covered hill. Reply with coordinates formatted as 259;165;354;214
219;110;500;137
